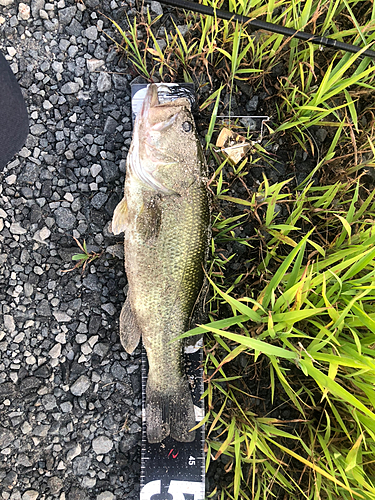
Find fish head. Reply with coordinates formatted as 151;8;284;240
129;84;204;195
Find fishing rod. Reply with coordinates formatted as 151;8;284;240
157;0;375;59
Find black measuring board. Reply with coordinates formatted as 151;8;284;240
140;343;205;500
131;83;206;500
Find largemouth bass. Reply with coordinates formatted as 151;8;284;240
112;84;210;443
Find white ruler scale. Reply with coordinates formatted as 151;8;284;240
131;83;206;500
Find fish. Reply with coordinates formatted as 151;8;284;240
112;84;210;443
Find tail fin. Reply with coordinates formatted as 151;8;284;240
146;378;196;444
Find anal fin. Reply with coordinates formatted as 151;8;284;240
119;295;142;354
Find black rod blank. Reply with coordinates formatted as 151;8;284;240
157;0;375;59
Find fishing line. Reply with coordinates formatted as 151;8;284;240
156;0;375;59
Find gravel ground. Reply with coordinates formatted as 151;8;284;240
0;0;321;498
0;0;142;498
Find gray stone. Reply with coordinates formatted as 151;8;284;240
176;24;188;36
33;424;50;437
30;124;47;135
21;421;32;434
0;427;14;449
33;226;51;243
68;45;79;57
42;394;57;410
48;477;63;495
111;361;126;380
92;435;113;454
239;116;257;129
87;59;104;72
97;72;111;93
10;222;27;235
58;6;76;25
101;160;119;182
93;343;109;357
316;128;328;142
49;343;61;358
18;454;32;466
59;39;70;51
66;442;81;460
54;207;76;229
83;273;102;291
52;61;64;73
101;303;116;316
70;375;90;396
22;491;38;500
53;311;72;322
73;456;91;476
66;18;83;36
68;486;88;500
61;82;80;94
119;433;139;453
18;2;31;20
6;173;16;185
56;331;67;343
106;244;124;259
104;116;118;134
20;163;39;184
246;96;259;112
31;0;45;18
91;192;108;210
97;493;115;500
0;382;17;398
36;299;52;316
151;0;163;15
75;333;87;343
113;74;128;90
84;25;98;40
60;401;73;413
34;364;51;378
0;0;13;6
44;19;59;31
90;164;101;177
20;377;41;393
129;422;142;434
4;314;15;332
3;471;18;489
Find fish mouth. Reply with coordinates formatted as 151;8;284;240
138;84;160;122
143;84;191;128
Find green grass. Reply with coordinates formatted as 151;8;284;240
63;237;103;274
108;0;375;497
189;179;375;499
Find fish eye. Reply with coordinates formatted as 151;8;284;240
182;121;192;133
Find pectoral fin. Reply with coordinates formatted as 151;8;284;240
112;197;128;235
119;295;142;354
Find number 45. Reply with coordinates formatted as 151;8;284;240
141;480;204;500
